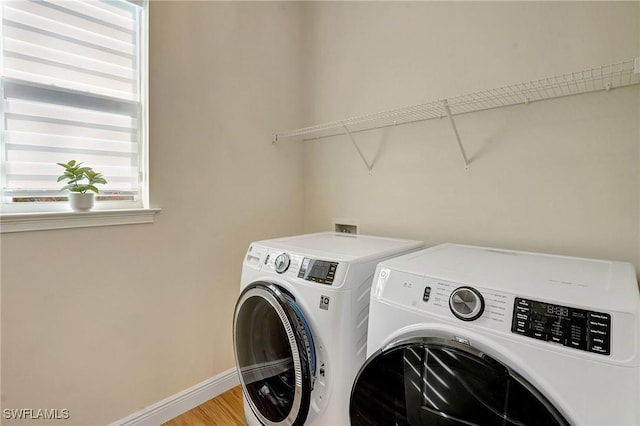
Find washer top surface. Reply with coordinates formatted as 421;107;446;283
253;232;423;262
380;243;638;313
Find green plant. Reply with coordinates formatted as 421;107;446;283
57;160;107;194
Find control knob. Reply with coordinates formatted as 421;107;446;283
449;286;485;321
274;253;291;274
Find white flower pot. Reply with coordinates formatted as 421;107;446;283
68;192;95;212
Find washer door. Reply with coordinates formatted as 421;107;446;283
233;282;316;426
350;337;569;426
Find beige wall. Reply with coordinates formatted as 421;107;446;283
1;2;304;425
1;2;639;426
301;1;640;270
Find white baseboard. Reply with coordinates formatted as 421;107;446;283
111;367;240;426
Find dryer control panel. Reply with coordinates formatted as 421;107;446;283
511;297;611;356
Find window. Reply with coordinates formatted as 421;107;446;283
0;0;147;214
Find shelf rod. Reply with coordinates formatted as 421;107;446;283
442;100;470;171
342;122;373;173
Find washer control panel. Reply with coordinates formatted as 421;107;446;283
511;297;611;356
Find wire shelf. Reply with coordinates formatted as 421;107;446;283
273;58;640;143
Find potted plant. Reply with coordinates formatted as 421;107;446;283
57;160;107;212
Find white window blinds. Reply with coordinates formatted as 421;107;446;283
1;0;146;211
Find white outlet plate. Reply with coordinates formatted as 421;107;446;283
332;218;359;234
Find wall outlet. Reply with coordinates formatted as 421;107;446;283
335;223;357;234
333;218;358;234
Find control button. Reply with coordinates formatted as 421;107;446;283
449;287;485;321
298;258;309;278
274;253;290;273
569;338;587;350
587;320;611;356
533;331;546;340
589;344;610;355
588;314;611;345
423;287;432;302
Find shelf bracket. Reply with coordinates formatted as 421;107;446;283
442;100;470;171
342;122;373;173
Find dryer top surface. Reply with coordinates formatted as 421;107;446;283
254;232;423;262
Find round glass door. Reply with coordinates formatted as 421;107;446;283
233;282;315;426
350;337;569;426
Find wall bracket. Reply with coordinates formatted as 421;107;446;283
342;123;373;173
442;100;470;171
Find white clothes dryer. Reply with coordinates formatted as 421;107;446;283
350;244;640;426
233;232;423;426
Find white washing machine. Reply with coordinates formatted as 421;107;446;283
350;243;640;426
233;232;423;425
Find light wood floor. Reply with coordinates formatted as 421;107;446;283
162;386;245;426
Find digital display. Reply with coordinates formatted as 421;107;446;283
546;304;569;317
298;258;338;285
529;300;569;319
308;261;331;280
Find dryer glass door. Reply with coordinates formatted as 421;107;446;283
350;338;569;426
233;282;315;426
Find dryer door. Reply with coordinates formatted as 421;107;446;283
350;337;569;426
233;282;316;426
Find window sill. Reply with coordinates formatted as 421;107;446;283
0;208;161;233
